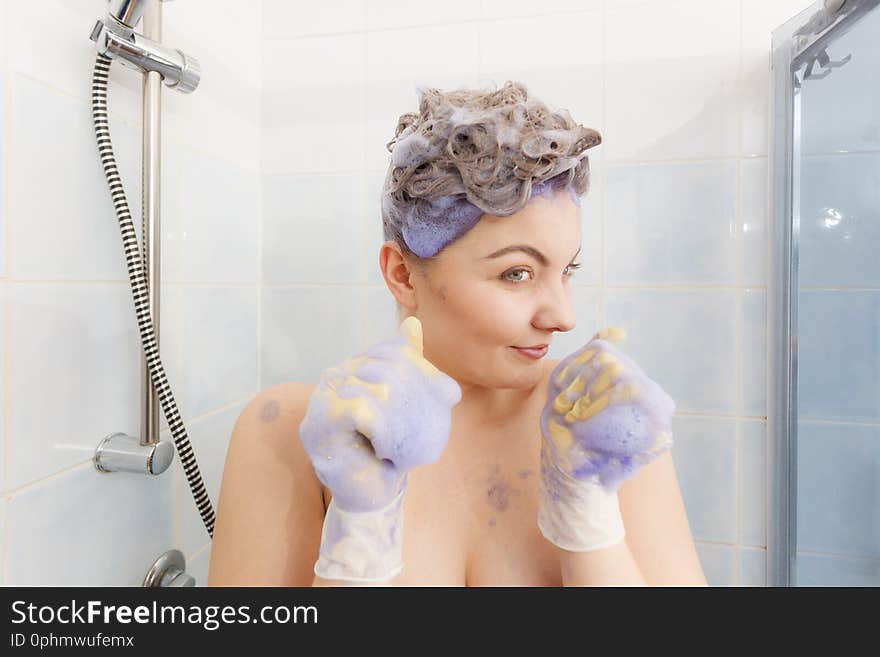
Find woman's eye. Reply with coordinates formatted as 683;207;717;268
502;262;582;283
503;268;532;282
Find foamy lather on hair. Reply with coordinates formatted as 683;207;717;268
381;81;602;258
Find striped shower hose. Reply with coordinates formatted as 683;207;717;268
91;53;215;539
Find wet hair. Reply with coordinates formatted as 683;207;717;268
380;80;601;317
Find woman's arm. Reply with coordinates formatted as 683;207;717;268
616;450;708;586
558;540;647;586
312;574;392;587
208;383;325;586
558;451;706;586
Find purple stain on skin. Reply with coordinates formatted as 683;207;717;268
489;517;497;527
260;399;280;423
486;465;513;511
518;469;533;479
438;285;447;301
487;482;510;511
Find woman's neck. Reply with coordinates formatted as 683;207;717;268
453;376;543;427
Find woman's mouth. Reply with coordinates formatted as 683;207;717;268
511;345;549;359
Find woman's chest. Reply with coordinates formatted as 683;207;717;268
389;410;563;586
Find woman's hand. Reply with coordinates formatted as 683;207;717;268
537;327;675;552
299;316;461;581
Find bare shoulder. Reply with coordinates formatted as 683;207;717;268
207;382;323;586
231;382;317;454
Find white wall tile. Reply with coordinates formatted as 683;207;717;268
166;90;261;174
740;158;768;286
161;0;263;174
7;284;141;490
261;286;361;387
179;286;259;420
0;284;6;493
263;173;366;284
605;161;737;285
670;415;737;544
265;0;365;38
0;499;6;585
369;0;478;30
695;542;736;587
161;145;187;285
6;463;173;585
604;0;740;161
739;419;767;548
171;148;261;284
741;289;767;418
738;546;767;586
578;163;603;287
1;0;8;279
605;289;738;414
9;75;141;281
262;35;366;174
163;0;262;92
483;0;601;19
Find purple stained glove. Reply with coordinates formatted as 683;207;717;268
299;316;462;580
537;327;675;552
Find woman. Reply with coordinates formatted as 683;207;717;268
208;81;707;586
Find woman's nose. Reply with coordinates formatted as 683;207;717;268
533;280;576;334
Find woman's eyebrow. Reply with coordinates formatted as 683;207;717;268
484;244;582;265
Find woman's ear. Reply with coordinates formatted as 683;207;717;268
379;241;419;313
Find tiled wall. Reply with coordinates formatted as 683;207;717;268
261;0;823;587
0;0;261;585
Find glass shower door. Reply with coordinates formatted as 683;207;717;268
788;1;880;586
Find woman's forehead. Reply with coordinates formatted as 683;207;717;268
471;197;581;244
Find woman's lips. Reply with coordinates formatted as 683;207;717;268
511;345;549;359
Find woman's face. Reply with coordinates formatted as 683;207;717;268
401;191;582;391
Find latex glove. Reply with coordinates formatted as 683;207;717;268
299;316;462;582
538;327;675;552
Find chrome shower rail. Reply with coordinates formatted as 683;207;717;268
141;4;162;450
90;0;215;540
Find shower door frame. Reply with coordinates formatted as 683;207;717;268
768;0;880;587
